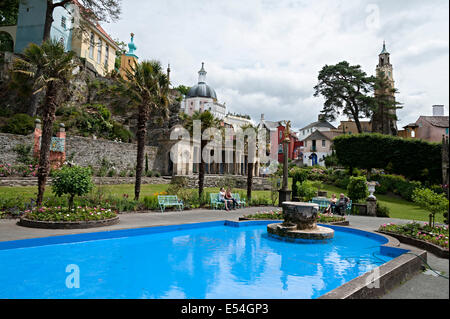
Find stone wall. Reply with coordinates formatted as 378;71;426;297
0;132;162;172
0;133;33;164
184;175;271;191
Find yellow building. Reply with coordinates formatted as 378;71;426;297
337;120;372;134
71;22;119;76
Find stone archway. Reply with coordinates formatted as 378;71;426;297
0;31;14;52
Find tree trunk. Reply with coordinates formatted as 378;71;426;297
68;194;75;211
43;1;54;42
36;83;57;206
134;104;149;201
247;162;254;202
198;139;207;199
354;117;363;134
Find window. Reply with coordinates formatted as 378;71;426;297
446;128;449;135
104;45;109;69
61;16;66;30
89;32;94;59
322;140;326;147
97;39;102;64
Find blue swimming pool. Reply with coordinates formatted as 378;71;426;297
0;221;407;299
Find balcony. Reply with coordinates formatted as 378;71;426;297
310;146;317;152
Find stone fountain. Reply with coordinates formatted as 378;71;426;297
267;202;334;241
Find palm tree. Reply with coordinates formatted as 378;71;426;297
13;39;76;206
242;123;258;202
182;110;221;198
115;60;170;200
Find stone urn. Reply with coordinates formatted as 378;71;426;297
282;202;319;230
267;201;334;241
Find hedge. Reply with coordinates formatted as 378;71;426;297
333;133;442;184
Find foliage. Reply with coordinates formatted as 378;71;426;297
13;143;35;165
0;163;38;177
412;188;449;226
166;176;191;202
314;61;375;133
1;113;35;135
52;165;94;210
372;174;421;201
376;203;390;218
23;206;116;222
379;222;449;249
268;175;280;206
0;0;19;26
347;176;368;202
297;180;317;202
324;152;339;168
333;133;442;184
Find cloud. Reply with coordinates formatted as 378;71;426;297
104;0;449;130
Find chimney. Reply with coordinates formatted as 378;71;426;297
432;105;444;116
261;113;265;121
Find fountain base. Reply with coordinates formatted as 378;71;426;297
267;223;335;241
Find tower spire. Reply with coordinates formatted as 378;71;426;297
198;62;207;84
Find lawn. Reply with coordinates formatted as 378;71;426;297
0;180;442;223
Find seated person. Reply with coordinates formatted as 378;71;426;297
225;188;238;209
219;188;231;211
325;194;337;215
336;193;350;215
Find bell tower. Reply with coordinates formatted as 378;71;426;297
120;33;139;79
373;41;398;135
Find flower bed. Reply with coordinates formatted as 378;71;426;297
18;206;119;229
378;222;449;258
0;164;39;177
240;210;347;224
22;206;117;222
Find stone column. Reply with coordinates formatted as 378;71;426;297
366;197;377;217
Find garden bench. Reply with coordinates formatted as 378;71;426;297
310;198;330;212
210;193;225;210
233;193;246;208
158;195;184;213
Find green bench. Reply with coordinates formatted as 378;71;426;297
310;198;352;215
210;193;246;210
158;195;184;213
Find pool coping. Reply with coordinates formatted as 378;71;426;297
0;220;427;299
319;225;427;299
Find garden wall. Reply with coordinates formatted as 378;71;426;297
0;132;161;172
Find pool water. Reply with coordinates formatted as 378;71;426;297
0;221;404;299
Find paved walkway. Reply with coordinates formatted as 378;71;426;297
0;208;448;299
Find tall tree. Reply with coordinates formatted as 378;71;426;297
241;123;258;202
13;39;77;206
314;61;375;133
43;0;121;42
114;60;170;200
182;110;221;198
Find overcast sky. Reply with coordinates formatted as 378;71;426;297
104;0;449;130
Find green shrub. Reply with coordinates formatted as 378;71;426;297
297;180;317;202
376;203;390;217
2;114;35;135
52;165;94;210
373;174;421;201
143;196;159;210
347;176;368;202
333;133;441;184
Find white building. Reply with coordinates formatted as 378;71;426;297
181;63;226;120
298;116;336;141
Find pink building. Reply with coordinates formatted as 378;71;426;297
399;105;449;143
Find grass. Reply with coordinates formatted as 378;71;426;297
0;180;442;223
319;183;443;223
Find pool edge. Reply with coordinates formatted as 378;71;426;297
318;227;427;299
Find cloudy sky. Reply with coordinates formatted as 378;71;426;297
104;0;449;130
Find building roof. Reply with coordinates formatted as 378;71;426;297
299;120;336;131
418;116;450;128
186;63;217;99
304;129;343;141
